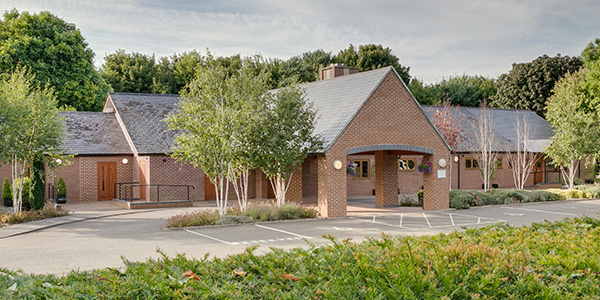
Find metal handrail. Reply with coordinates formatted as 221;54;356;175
46;183;58;202
114;183;195;202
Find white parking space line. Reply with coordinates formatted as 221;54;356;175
254;224;313;239
349;216;418;230
399;214;403;227
501;206;577;216
422;213;432;228
449;214;455;226
185;229;235;245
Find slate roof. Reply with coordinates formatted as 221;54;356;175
108;93;181;154
60;111;132;155
299;67;395;150
422;106;553;153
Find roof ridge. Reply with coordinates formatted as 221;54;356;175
109;92;181;97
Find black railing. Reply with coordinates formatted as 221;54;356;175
115;182;195;202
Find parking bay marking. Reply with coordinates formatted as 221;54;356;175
501;206;576;216
353;212;505;229
186;224;312;245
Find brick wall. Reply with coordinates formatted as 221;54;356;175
319;71;451;217
0;164;11;185
302;157;319;197
147;155;205;201
47;157;81;202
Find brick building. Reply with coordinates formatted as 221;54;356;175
1;64;581;217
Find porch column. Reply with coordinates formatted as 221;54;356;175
375;151;399;207
317;155;347;217
422;154;450;210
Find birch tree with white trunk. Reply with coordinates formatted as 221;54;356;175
0;68;65;213
256;85;323;207
473;102;499;191
430;99;464;191
506;111;540;189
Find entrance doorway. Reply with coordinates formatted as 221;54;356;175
204;175;216;200
98;162;116;201
139;161;147;201
534;158;544;184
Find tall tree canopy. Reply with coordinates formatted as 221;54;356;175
333;44;410;84
492;54;583;117
582;38;600;65
0;9;109;111
408;75;496;106
100;50;159;94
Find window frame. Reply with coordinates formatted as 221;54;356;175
398;158;416;172
353;160;370;179
465;158;479;170
497;157;503;169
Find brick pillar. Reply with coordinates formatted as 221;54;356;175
375;151;399;207
286;167;303;204
255;169;269;200
317;155;347;217
422;154;450;210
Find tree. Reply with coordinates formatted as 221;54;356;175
167;56;267;215
506;112;540;190
0;9;109;111
29;156;45;210
472;102;499;191
408;78;439;105
0;68;65;213
545;62;600;189
582;38;600;65
429;100;464;191
493;54;583;117
333;44;411;84
256;85;323;207
100;50;159;94
409;75;495;107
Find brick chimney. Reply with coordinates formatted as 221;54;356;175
319;63;359;80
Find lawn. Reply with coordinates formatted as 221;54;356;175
0;216;599;298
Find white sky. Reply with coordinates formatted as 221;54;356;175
2;0;599;83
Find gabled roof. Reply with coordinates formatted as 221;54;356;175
422;106;553;153
108;93;180;155
60;112;132;155
299;67;394;150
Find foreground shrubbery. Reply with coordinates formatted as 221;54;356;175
2;217;600;298
167;204;318;228
0;207;68;227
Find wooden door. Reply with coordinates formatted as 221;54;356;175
98;162;116;201
139;161;147;201
204;174;216;200
534;158;544;184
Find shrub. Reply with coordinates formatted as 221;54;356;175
0;207;68;226
13;178;32;209
166;210;220;227
215;215;254;225
450;192;473;209
278;204;302;220
56;177;67;197
2;178;12;207
417;190;424;206
299;206;318;219
29;158;46;210
489;189;526;205
574;185;600;199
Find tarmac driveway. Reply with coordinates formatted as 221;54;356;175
0;199;598;275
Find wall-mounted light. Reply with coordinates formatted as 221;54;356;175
333;160;343;170
122;158;129;164
454;156;459;163
56;159;62;165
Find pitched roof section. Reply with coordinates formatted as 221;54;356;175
108;93;181;154
60;112;132;155
300;67;393;150
422;106;553;153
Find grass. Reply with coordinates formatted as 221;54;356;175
167;203;318;228
1;216;599;298
0;207;69;227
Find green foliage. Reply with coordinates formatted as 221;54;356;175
408;75;496;107
29;157;45;210
4;217;600;298
214;215;254;226
493;54;583;117
56;177;66;197
450;188;569;209
582;38;600;65
15;178;31;206
333;44;411;84
100;50;160;94
417;190;424;206
167;204;318;227
449;191;473;209
1;178;11;200
0;9;109;111
574;184;600;198
0;207;68;226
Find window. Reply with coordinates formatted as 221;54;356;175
465;158;479;170
497;157;503;169
398;159;416;171
353;160;370;179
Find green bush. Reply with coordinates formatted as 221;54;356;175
56;177;66;197
29;158;46;210
450;192;473;209
0;207;68;225
166;210;220;227
489;189;526;205
574;185;600;198
12;178;32;209
278;204;302;220
2;178;12;207
215;215;254;225
417;190;424;206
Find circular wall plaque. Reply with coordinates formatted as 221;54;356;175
438;158;447;168
333;160;343;170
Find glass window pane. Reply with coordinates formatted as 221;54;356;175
408;160;415;169
362;161;369;178
466;159;471;168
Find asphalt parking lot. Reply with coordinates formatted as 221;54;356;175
0;199;598;275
